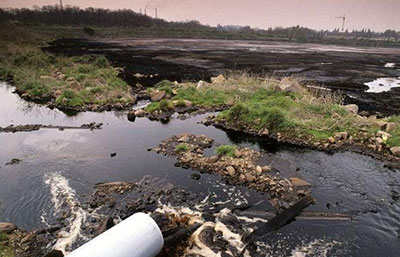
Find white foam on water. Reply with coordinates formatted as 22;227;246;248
364;77;400;93
290;239;341;257
44;173;88;254
385;63;395;68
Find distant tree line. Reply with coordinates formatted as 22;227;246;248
1;6;399;44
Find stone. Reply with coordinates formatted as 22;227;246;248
245;173;256;182
190;173;201;180
334;132;348;141
259;128;269;136
290;178;311;187
183;100;193;108
226;166;236;177
343;104;359;114
197;80;208;89
385;122;397;132
127;111;136;122
114;103;124;110
211;74;226;84
375;137;384;145
234;150;243;158
262;166;271;172
44;250;64;257
150;90;166;102
58;74;66;81
376;130;392;139
178;135;190;143
276;77;305;93
0;222;17;234
255;166;262;175
135;109;146;117
328;137;335;144
207;156;219;163
390;147;400;157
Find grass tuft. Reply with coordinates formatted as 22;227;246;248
215;145;237;157
175;143;189;153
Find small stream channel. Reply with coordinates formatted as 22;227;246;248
0;82;399;256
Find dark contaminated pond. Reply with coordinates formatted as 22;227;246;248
0;82;400;256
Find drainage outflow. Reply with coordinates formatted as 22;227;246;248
67;213;164;257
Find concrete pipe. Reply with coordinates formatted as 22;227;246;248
67;213;164;257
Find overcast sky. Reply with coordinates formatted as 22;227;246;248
1;0;399;31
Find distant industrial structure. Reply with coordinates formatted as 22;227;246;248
335;14;346;32
141;7;158;19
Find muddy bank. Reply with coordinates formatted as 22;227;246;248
0;122;103;133
203;115;400;170
44;38;400;116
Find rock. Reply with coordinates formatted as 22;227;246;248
376;130;392;139
297;190;306;196
259;128;269;136
114;103;124;110
328;137;335;144
0;222;17;234
255;166;262;175
239;174;246;182
183;100;193;108
375;137;384;145
289;178;311;187
262;166;271;172
110;153;117;157
245;173;256;182
58;74;66;81
334;132;348;141
150;90;166;102
343;104;359;114
385;122;397;132
226;166;236;177
127;110;136;122
358;110;370;117
44;250;64;257
207;156;219;164
178;135;190;143
276;77;305;93
197;80;207;89
211;74;226;84
234;149;243;158
390;147;400;157
190;173;201;180
134;109;146;117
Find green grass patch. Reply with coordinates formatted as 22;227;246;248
215;145;237;157
145;99;174;113
175;143;189;153
0;27;133;109
0;234;8;242
173;86;231;107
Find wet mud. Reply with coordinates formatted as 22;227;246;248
45;38;400;115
